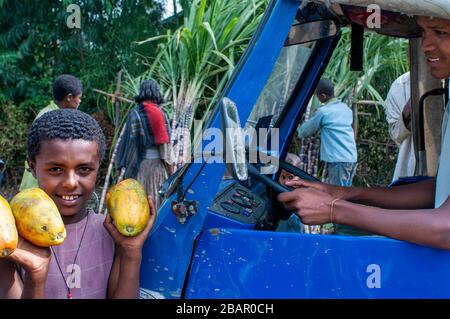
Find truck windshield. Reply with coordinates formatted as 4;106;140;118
246;19;336;129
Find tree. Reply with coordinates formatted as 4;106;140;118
123;0;269;167
0;0;165;114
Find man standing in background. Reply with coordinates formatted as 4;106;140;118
384;72;415;182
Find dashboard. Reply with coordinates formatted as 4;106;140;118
208;182;267;225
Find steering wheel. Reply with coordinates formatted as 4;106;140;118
247;159;320;224
247;163;292;194
248;156;320;192
218;96;320;225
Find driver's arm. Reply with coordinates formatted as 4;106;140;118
286;177;435;210
278;180;450;250
340;177;435;209
331;194;450;249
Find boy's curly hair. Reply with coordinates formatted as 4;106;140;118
53;74;83;102
27;109;106;162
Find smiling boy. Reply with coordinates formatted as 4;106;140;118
0;109;156;298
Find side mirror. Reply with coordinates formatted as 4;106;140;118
220;97;248;181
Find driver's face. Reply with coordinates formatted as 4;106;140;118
418;16;450;79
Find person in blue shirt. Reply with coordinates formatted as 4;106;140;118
297;78;357;187
278;16;450;249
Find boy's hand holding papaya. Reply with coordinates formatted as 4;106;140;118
1;188;66;283
104;179;157;259
7;237;51;283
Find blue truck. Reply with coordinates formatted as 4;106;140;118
138;0;450;298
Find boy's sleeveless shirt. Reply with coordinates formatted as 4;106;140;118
44;209;114;299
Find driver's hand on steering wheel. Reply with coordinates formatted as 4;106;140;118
284;179;317;189
277;187;334;225
284;179;344;200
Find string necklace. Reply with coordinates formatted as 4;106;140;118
50;209;90;299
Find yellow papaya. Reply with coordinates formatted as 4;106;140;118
10;188;66;247
106;179;149;237
0;195;18;257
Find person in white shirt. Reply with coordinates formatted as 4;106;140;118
384;72;415;182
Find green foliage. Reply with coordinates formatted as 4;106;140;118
325;29;408;105
0;0;164;114
0;96;28;172
121;0;268;166
128;0;268;120
355;105;399;187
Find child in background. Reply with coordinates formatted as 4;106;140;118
20;74;83;191
279;153;301;186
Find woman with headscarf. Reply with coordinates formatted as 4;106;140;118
116;79;174;209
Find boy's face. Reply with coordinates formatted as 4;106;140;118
60;93;82;109
315;92;328;103
418;16;450;79
278;169;299;185
29;138;100;223
70;94;82;109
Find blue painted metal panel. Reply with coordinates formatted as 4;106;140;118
185;229;450;298
203;212;256;230
139;0;302;298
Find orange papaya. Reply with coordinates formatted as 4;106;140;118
0;195;18;257
106;179;149;237
10;188;66;247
